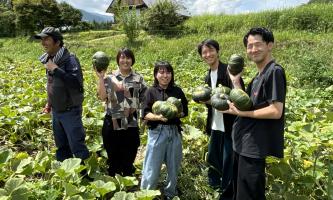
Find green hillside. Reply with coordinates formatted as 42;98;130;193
0;3;333;200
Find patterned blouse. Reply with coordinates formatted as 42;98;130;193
104;69;147;130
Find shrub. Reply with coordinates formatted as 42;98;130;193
141;0;185;36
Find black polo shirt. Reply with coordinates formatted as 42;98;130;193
143;84;188;130
232;61;287;158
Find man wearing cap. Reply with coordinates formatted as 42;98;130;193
35;27;90;162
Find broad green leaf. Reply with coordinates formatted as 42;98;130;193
4;177;24;193
63;182;80;197
56;158;82;178
15;157;33;175
111;191;135;200
68;195;84;200
135;190;161;200
0;188;8;196
0;149;13;164
91;180;116;197
115;174;138;187
183;125;202;140
11;187;29;200
0;196;9;200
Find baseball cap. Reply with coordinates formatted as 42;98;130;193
34;27;63;40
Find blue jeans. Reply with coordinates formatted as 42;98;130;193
52;107;89;161
207;130;233;199
141;124;182;198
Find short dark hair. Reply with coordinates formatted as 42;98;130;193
243;27;274;47
197;39;220;55
153;61;175;87
116;47;135;66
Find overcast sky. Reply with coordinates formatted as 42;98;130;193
56;0;310;16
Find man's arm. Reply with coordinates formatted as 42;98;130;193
224;101;283;119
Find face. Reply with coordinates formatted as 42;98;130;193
118;54;133;72
246;34;273;64
156;68;172;88
201;45;219;67
41;36;60;55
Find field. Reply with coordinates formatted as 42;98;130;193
1;4;333;200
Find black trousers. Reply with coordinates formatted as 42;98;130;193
233;152;266;200
102;115;140;176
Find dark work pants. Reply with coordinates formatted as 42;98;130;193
52;107;90;162
207;130;234;199
233;152;266;200
102;115;140;176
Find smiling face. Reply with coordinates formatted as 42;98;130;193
41;36;60;56
118;53;133;73
201;45;219;69
246;34;273;66
155;67;172;89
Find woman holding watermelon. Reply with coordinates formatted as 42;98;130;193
140;61;188;199
95;48;147;177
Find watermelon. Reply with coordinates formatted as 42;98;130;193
166;97;183;117
92;51;110;72
227;54;244;75
211;93;229;111
229;88;252;111
192;85;212;102
152;101;178;119
212;84;231;95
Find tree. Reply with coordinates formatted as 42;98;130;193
13;0;61;35
58;2;82;28
0;4;16;37
308;0;333;3
141;0;185;35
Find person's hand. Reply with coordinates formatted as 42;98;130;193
41;103;51;114
45;60;58;71
227;68;242;87
156;114;168;122
219;100;241;116
95;69;106;79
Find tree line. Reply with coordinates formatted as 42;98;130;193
0;0;112;37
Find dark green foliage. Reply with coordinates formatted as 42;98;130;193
13;0;61;35
58;2;82;28
141;0;185;35
0;5;15;37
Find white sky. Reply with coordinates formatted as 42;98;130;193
56;0;310;16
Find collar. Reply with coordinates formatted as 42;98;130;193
258;59;275;76
113;69;134;78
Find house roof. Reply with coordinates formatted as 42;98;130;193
106;0;190;16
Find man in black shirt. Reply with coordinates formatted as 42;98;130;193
224;27;287;199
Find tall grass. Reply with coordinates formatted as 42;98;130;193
185;4;333;34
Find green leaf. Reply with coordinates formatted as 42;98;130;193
111;191;135;200
115;174;138;188
11;187;29;200
0;188;8;196
68;195;84;200
15;157;33;175
0;149;13;164
135;190;161;200
63;182;80;197
4;177;24;193
56;158;82;178
90;180;116;197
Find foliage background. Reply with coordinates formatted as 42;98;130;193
0;2;333;200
